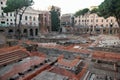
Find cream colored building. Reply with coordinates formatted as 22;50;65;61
0;0;39;27
0;0;52;38
74;7;119;34
0;0;40;38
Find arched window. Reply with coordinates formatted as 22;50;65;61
30;29;33;36
23;29;27;33
25;16;27;20
35;29;38;36
33;17;36;21
8;29;13;33
29;16;32;20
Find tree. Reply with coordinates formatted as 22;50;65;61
74;8;89;17
3;0;34;39
98;0;120;28
81;8;89;15
74;10;82;17
90;8;98;14
50;6;60;31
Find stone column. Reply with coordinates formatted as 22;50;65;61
107;28;109;34
21;28;24;37
92;26;95;34
105;28;107;34
88;27;91;34
115;28;118;34
33;28;36;37
112;28;114;34
12;28;15;34
4;28;8;37
101;28;103;34
27;29;30;37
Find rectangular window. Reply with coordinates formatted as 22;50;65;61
30;22;32;25
6;13;8;16
25;16;27;20
1;2;3;4
1;7;3;10
29;16;32;20
111;19;113;22
106;24;108;27
106;19;108;22
33;17;36;21
10;13;12;16
101;19;103;22
91;20;93;22
1;21;5;24
2;13;4;16
10;23;13;25
34;23;36;26
96;19;98;22
14;13;15;17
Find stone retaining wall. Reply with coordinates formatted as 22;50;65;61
90;47;120;53
38;47;89;59
36;38;69;43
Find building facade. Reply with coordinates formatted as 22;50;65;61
0;0;52;38
61;14;74;27
0;0;40;38
0;0;7;26
74;12;119;34
38;11;51;33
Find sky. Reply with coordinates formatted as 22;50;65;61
32;0;104;14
